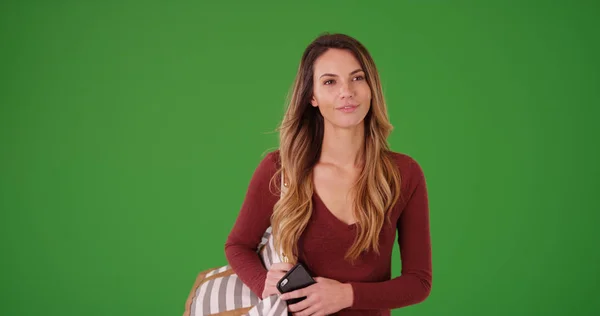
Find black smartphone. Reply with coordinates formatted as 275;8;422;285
276;262;317;305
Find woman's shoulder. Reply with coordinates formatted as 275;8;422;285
261;148;281;167
388;150;422;169
387;150;426;184
252;148;281;178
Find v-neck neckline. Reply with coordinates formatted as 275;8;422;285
313;189;357;230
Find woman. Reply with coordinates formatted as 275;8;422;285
225;33;432;316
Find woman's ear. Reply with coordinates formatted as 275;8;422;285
310;96;318;107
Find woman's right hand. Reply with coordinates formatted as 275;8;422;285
262;262;294;299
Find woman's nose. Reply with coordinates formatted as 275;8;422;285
339;82;354;98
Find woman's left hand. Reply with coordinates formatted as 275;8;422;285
280;277;354;316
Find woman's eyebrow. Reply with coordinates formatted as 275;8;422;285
319;68;364;78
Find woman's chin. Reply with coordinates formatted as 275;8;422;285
331;119;366;130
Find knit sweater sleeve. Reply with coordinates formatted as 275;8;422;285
224;151;280;299
348;157;433;309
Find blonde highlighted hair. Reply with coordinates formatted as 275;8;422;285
269;33;402;264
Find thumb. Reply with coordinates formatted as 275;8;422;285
314;277;323;283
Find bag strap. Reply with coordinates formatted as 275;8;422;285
280;170;287;198
278;169;289;263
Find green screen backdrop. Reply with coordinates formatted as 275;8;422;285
1;1;598;315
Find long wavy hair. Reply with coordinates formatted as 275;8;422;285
269;33;402;264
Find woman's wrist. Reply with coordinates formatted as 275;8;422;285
342;283;354;308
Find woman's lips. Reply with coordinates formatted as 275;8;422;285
337;104;358;113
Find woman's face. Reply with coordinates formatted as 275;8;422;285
311;48;372;130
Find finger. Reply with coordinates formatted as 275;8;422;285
265;282;277;292
265;285;279;294
262;290;274;299
280;287;309;301
286;295;313;312
272;271;286;278
270;262;294;271
293;303;320;316
270;262;292;270
267;273;285;282
269;276;286;288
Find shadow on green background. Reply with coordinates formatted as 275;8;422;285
1;1;598;315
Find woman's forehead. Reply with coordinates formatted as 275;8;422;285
313;49;363;76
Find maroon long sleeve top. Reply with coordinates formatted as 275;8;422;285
224;150;432;315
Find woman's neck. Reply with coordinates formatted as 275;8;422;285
319;122;365;168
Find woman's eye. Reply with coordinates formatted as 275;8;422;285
324;80;334;85
354;76;365;81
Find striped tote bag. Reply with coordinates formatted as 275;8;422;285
183;174;289;316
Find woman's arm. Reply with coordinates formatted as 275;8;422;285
224;151;280;298
348;159;432;309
